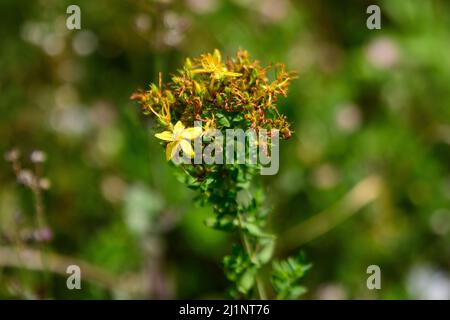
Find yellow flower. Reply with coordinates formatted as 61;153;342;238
155;121;202;161
192;49;242;79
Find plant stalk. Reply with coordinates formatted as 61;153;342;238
237;213;267;300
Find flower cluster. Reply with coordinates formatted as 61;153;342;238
131;49;295;161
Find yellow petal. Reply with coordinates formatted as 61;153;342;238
192;69;208;74
213;49;222;64
182;127;202;140
179;139;194;158
173;121;185;136
155;131;174;141
223;71;242;77
166;141;178;161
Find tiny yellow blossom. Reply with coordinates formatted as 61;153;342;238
155;121;202;161
192;49;242;79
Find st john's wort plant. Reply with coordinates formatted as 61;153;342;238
131;49;310;299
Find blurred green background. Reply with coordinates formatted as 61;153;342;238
1;0;450;299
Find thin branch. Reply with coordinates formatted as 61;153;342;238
0;246;146;295
281;175;383;252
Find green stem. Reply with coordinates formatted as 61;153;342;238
237;213;267;300
31;166;51;296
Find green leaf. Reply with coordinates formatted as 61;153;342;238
271;252;311;300
245;223;275;239
256;238;275;264
288;286;307;299
216;113;231;127
237;266;257;294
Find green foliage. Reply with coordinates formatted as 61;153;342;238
223;245;255;296
272;253;312;300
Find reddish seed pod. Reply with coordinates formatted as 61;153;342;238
281;128;292;140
